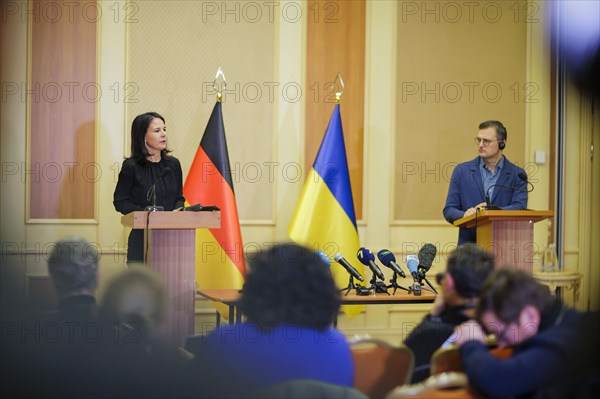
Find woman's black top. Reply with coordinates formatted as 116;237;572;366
113;156;185;214
113;156;186;262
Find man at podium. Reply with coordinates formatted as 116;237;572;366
443;120;527;245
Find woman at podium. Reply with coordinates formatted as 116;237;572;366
113;112;185;262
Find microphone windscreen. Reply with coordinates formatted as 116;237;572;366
418;243;437;272
406;255;419;274
377;250;396;266
315;250;330;267
357;247;375;265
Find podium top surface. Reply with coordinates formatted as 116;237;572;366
121;211;220;229
454;210;554;229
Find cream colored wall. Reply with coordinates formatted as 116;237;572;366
0;1;131;305
1;1;596;344
525;0;552;267
563;80;597;310
394;1;528;223
590;100;600;311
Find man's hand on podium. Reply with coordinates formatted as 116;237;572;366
464;202;486;218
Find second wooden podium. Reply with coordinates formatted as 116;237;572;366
121;211;220;344
454;210;553;274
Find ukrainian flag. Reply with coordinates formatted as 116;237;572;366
288;104;364;317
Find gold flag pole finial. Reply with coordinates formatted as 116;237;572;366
213;67;227;102
334;72;344;103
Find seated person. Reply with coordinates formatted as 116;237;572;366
404;243;495;382
97;267;196;398
1;237;101;398
47;236;100;323
452;268;600;399
100;265;168;345
193;243;353;394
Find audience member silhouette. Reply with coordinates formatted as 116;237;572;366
192;243;353;396
47;236;100;324
96;266;199;398
1;237;104;397
452;268;600;399
404;243;495;382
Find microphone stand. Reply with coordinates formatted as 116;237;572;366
145;185;164;212
340;275;359;296
421;276;438;294
416;268;438;294
408;280;421;296
387;273;409;295
485;190;500;210
485;182;530;210
368;273;389;295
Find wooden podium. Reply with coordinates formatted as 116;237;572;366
121;211;220;344
454;210;553;274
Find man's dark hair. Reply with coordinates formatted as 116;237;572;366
479;120;507;143
476;268;554;324
239;243;340;330
47;237;99;297
447;243;495;298
130;112;172;163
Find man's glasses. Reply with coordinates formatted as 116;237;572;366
474;137;499;147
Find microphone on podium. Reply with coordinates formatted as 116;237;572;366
377;250;406;278
406;255;422;296
145;167;171;212
357;247;385;281
334;254;364;282
417;243;437;275
485;172;531;210
315;250;331;268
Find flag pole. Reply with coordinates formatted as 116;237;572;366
335;72;344;103
213;66;226;102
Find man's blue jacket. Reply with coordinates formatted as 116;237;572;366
443;156;528;245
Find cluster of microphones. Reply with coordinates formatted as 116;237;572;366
318;244;438;297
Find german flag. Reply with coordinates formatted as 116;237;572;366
184;101;245;318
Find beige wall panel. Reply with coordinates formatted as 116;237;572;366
305;0;365;219
394;0;529;221
96;1;129;252
1;0;28;245
590;100;600;311
337;303;433;344
29;0;97;219
126;1;275;221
